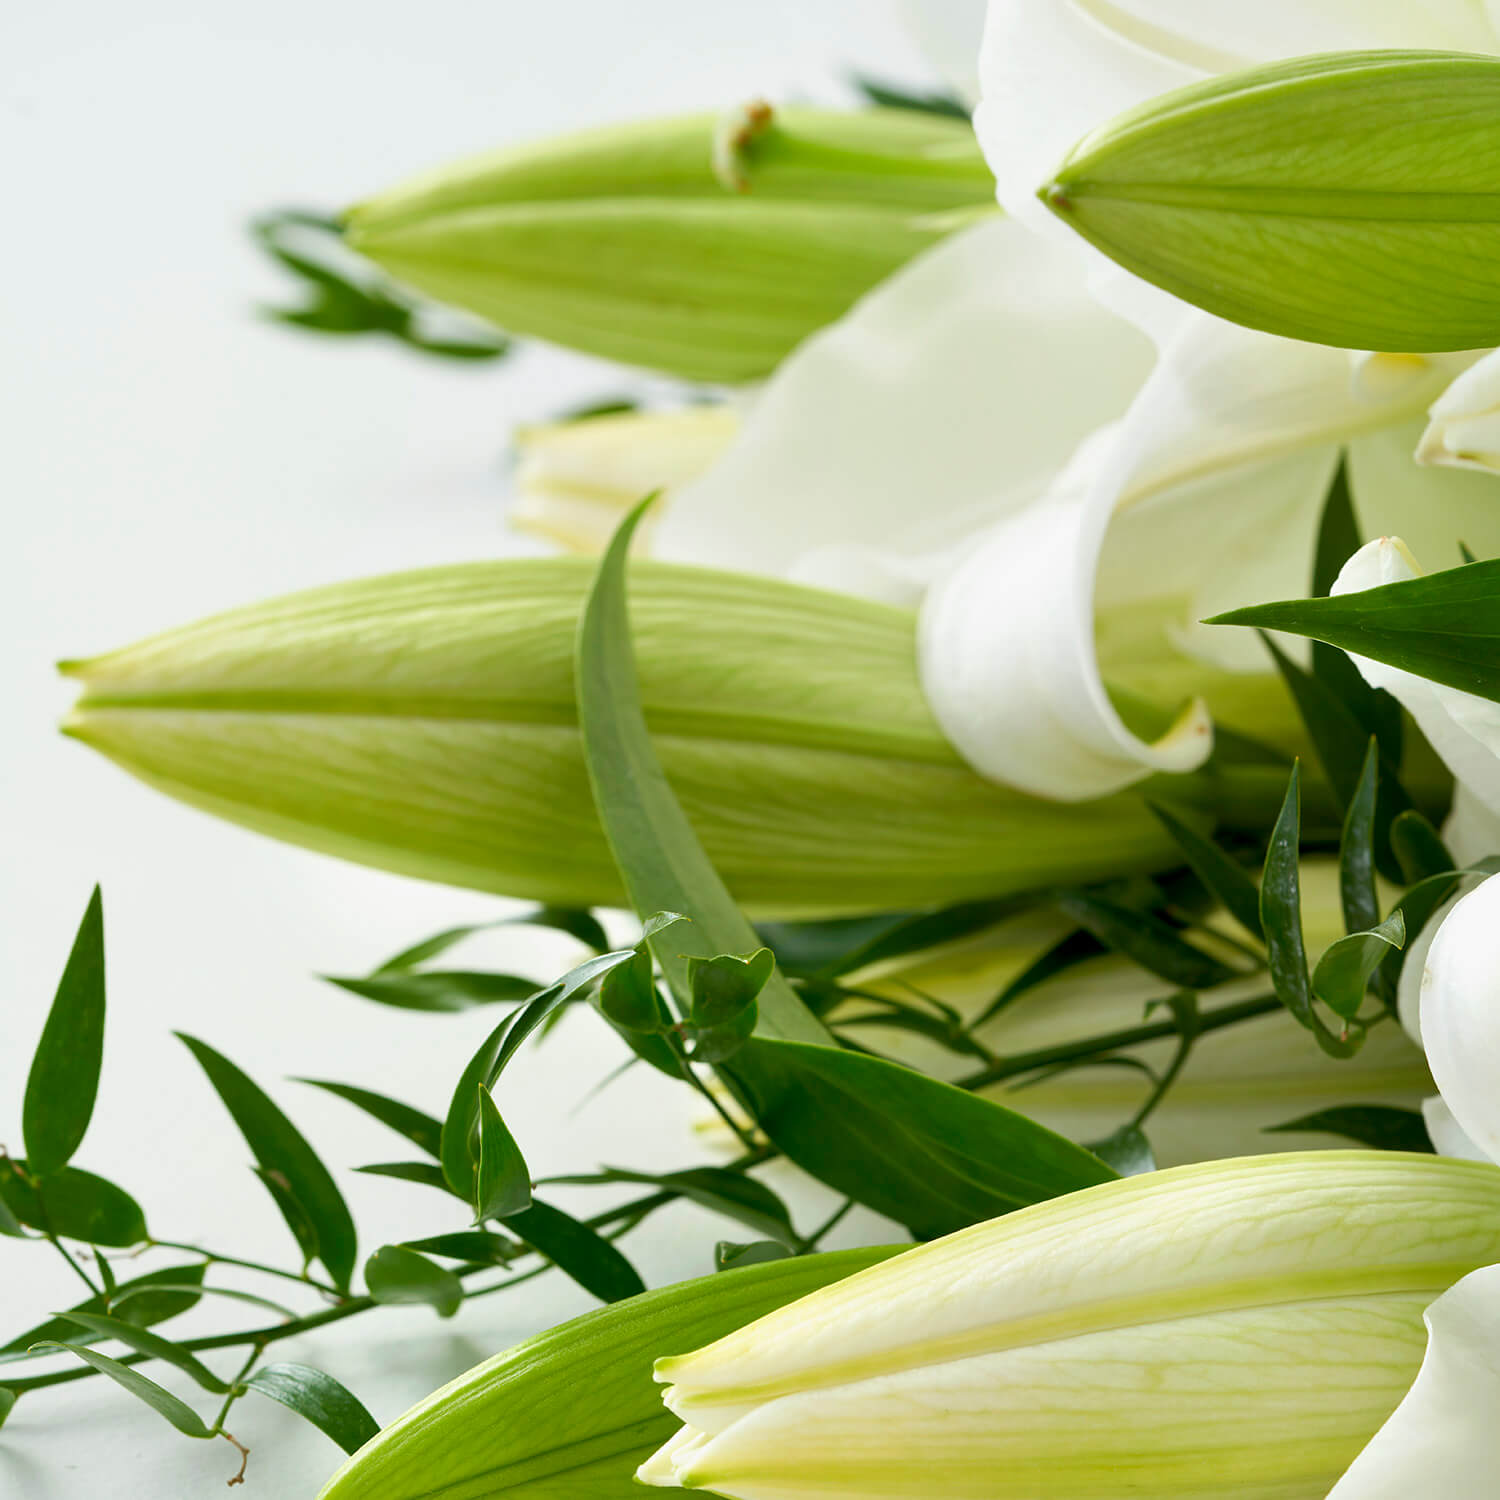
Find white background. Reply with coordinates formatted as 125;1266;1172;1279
1;5;940;1494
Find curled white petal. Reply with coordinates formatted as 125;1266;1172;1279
1423;1097;1494;1165
1420;350;1500;475
1328;1263;1500;1499
1420;875;1500;1165
1333;540;1500;820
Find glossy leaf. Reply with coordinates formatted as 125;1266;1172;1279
1341;740;1381;938
32;1343;213;1437
245;1363;380;1455
1312;912;1406;1021
730;1038;1116;1241
402;1231;520;1266
355;1161;453;1194
365;1246;463;1318
1267;1105;1433;1153
1390;811;1455;885
1147;804;1262;940
251;1166;320;1266
0;1161;146;1247
56;1311;228;1392
597;945;668;1034
177;1034;357;1290
474;1086;532;1222
1056;891;1238;990
686;950;772;1063
557;1167;796;1247
1211;559;1500;703
297;1080;442;1159
324;970;537;1014
573;499;829;1045
317;1247;899;1500
23;887;106;1177
1043;52;1500;351
1;1263;205;1356
505;1199;645;1304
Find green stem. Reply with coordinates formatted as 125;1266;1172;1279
45;1233;104;1301
149;1240;343;1298
211;1346;263;1435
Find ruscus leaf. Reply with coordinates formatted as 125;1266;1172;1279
245;1363;380;1455
31;1343;214;1437
473;1086;532;1222
364;1246;463;1318
505;1199;646;1304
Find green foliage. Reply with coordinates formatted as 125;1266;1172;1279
473;1086;532;1222
31;1343;216;1438
505;1200;646;1304
244;1364;380;1455
0;1161;147;1247
1267;1106;1434;1153
366;1246;464;1319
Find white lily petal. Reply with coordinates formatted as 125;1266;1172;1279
1332;539;1500;820
1447;779;1500;869
1397;895;1463;1050
651;217;1154;587
1328;1263;1500;1500
1420;874;1500;1164
1419;349;1500;474
889;0;987;106
1424;1097;1495;1165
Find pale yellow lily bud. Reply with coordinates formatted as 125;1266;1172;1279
641;1153;1500;1499
511;406;739;554
59;559;1266;917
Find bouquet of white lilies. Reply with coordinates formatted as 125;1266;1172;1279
17;2;1500;1496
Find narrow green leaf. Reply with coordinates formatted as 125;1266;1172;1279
506;1199;646;1303
355;1161;454;1193
177;1035;357;1291
244;1363;380;1455
0;1161;146;1247
23;887;106;1176
324;970;538;1013
1210;558;1500;702
439;950;635;1199
716;1240;793;1271
1340;740;1381;937
1389;810;1456;885
372;907;608;974
401;1231;521;1265
2;1263;205;1356
31;1343;213;1437
474;1087;532;1222
555;1167;796;1247
1311;912;1407;1021
1056;891;1238;989
251;1166;320;1266
970;929;1107;1031
0;1388;15;1428
297;1080;442;1159
1087;1124;1157;1177
1261;765;1362;1058
730;1038;1116;1240
0;1195;30;1240
1266;1105;1433;1153
364;1246;463;1318
55;1311;229;1393
573;498;830;1045
109;1280;294;1322
1147;803;1262;940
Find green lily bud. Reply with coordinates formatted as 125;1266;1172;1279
317;1246;899;1500
641;1153;1500;1499
346;107;997;382
1041;50;1500;352
61;560;1260;917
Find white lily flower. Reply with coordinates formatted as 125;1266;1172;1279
1419;348;1500;475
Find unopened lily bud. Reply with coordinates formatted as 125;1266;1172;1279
346;107;996;382
511;406;738;553
1041;51;1500;352
60;559;1237;917
1419;351;1500;474
317;1247;899;1500
641;1153;1500;1499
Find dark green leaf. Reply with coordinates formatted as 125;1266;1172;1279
0;1194;29;1240
970;929;1108;1030
506;1199;646;1303
0;1388;14;1428
31;1344;213;1437
1312;911;1406;1020
573;499;830;1045
251;1166;320;1266
1056;892;1239;990
177;1035;357;1290
401;1231;520;1265
23;887;106;1176
0;1161;146;1247
852;75;970;119
1341;740;1381;937
439;950;635;1199
324;971;539;1014
297;1080;442;1159
729;1038;1116;1240
365;1246;463;1318
1210;559;1500;704
2;1263;205;1356
355;1161;454;1193
558;1167;796;1247
56;1311;228;1392
715;1240;793;1271
245;1363;380;1455
598;946;668;1033
373;907;609;974
1266;1105;1433;1153
1087;1124;1156;1177
110;1280;294;1322
474;1087;532;1222
1389;810;1455;885
1147;804;1263;940
685;949;772;1063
